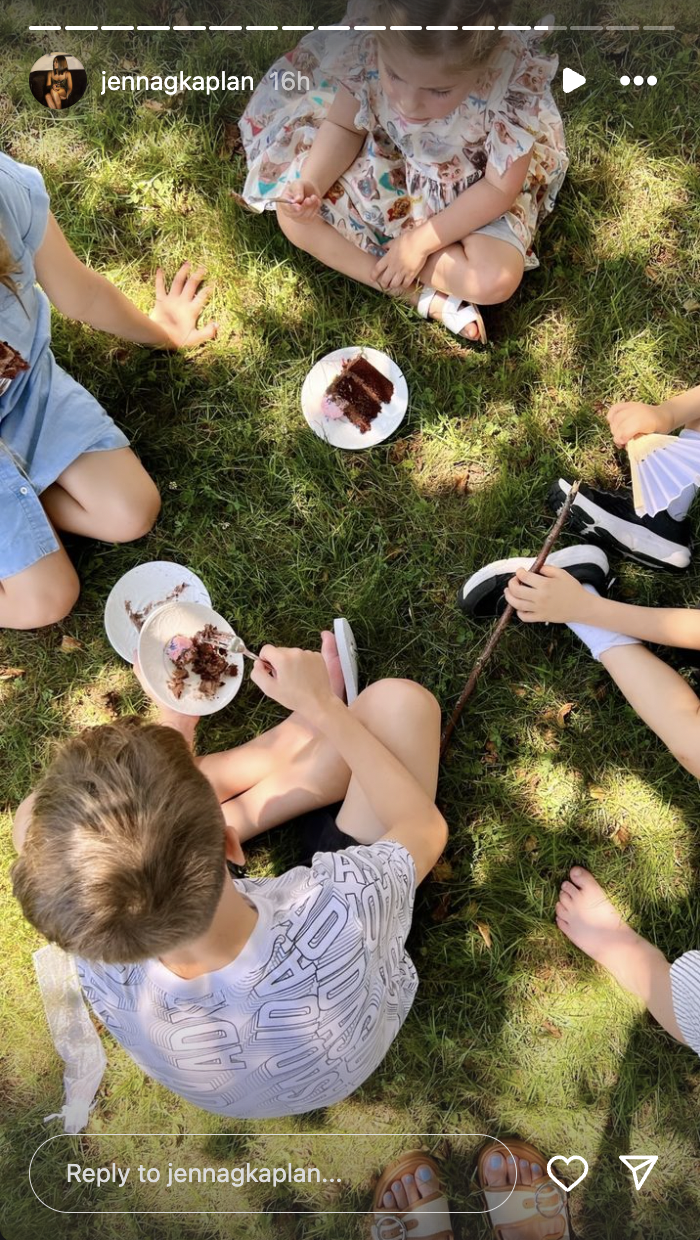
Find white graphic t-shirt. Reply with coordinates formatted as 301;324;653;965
76;841;418;1118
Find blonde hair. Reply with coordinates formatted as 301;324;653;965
375;0;513;68
12;722;227;964
0;233;20;297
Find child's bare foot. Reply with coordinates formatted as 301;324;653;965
556;868;638;972
320;630;346;701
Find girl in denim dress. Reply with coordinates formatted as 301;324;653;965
0;153;217;629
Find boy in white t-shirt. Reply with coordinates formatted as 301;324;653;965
11;642;446;1119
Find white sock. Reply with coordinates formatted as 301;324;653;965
567;586;642;663
666;428;700;521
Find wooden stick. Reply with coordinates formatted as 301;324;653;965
440;481;581;758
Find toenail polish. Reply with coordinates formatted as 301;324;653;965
533;1165;542;1177
417;1166;432;1182
393;1182;402;1193
489;1154;502;1169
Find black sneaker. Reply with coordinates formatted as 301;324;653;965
458;546;611;619
548;478;692;572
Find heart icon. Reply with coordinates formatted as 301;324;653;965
546;1156;589;1193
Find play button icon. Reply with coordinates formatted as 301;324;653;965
563;67;587;93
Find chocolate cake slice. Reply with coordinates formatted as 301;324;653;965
322;355;394;434
166;624;239;701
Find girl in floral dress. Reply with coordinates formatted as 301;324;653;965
239;0;568;342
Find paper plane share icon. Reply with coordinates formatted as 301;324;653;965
619;1155;659;1191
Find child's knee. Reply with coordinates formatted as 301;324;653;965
460;243;524;304
355;678;441;726
105;477;161;543
15;567;80;629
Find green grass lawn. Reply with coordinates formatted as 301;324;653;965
2;3;700;1237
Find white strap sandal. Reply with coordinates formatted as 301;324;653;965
371;1152;454;1240
416;286;487;344
333;617;359;705
478;1140;571;1239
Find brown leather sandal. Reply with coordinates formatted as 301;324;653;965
370;1150;454;1240
477;1139;571;1239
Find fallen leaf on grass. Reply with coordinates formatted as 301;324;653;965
431;894;452;923
0;667;25;680
476;922;492;949
143;99;167;113
432;860;454;883
613;823;632;849
682;298;700;313
588;785;606;801
220;120;244;158
541;1020;562;1038
60;635;83;652
556;701;575;729
119;58;138;70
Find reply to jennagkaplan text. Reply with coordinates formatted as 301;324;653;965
66;1162;330;1188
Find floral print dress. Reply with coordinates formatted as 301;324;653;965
239;6;568;269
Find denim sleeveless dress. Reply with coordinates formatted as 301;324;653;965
0;153;128;579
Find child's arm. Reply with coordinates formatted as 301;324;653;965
279;84;365;220
373;150;532;291
250;646;448;883
34;213;217;349
507;564;700;649
607;385;700;447
505;567;700;776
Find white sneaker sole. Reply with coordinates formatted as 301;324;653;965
556;479;691;571
459;545;610;604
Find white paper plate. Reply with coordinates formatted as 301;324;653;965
137;601;244;717
301;347;408;450
104;562;212;663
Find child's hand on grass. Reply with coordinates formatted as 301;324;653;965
251;645;334;717
607;400;672;447
504;565;590;624
372;231;431;292
150;262;218;349
278;180;322;222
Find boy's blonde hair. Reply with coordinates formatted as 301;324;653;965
375;0;513;69
12;722;227;964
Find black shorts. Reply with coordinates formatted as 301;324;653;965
227;803;357;878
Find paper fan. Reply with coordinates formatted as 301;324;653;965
628;433;700;517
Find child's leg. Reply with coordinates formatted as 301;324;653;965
277;212;522;339
556;868;685;1043
41;448;161;543
0;548;80;629
592;643;700;779
218;678;440;850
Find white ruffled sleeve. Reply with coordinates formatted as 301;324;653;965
318;27;377;133
485;42;559;174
